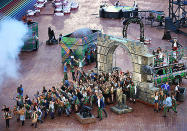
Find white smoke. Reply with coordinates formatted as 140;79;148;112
0;18;28;84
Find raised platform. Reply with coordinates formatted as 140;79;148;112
99;5;137;19
75;113;96;124
110;105;133;114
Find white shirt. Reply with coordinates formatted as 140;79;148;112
163;56;168;66
174;42;177;47
49;103;54;110
98;98;100;107
134;85;137;94
61;96;66;102
79;59;84;68
79;61;83;67
155;95;158;100
159;52;163;59
166;97;172;107
175;85;179;91
83;92;87;98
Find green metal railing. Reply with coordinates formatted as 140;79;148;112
152;48;186;87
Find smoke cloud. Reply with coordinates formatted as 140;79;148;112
0;18;28;84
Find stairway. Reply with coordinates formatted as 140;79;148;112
165;17;178;31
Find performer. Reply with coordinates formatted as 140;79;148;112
115;1;120;7
31;110;38;128
96;94;107;120
19;107;25;126
2;105;11;128
63;62;68;81
175;85;180;101
17;84;23;96
33;33;39;50
90;93;94;107
51;29;56;40
161;82;170;95
75;97;80;112
158;50;164;66
171;38;182;51
64;99;71;116
25;104;31;119
48;26;52;40
74;58;85;71
58;34;62;44
48;26;56;42
158;90;164;111
87;48;91;65
37;107;43;123
110;85;114;103
163;94;177;117
100;94;107;118
128;82;136;102
70;62;76;81
162;51;168;66
152;91;159;112
49;101;55;119
171;94;177;113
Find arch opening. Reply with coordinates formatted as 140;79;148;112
104;41;133;73
112;46;133;72
97;34;154;83
122;17;144;42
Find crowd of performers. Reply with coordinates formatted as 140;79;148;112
2;62;181;129
152;82;179;117
1;40;182;128
152;38;183;67
1;64;138;128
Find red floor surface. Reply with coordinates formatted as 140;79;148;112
0;0;187;130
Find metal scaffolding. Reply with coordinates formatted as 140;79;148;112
169;0;187;27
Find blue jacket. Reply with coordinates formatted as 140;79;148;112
64;65;67;72
161;84;170;91
65;80;70;87
100;98;105;108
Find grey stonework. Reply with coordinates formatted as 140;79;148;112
75;113;96;124
96;33;158;104
110;94;133;114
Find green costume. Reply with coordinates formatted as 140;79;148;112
97;107;102;120
75;98;80;105
25;104;31;119
129;84;135;99
163;105;177;116
90;95;94;106
70;65;74;73
65;101;70;108
163;97;177;116
172;98;177;112
163;68;166;75
87;50;91;63
84;96;89;105
64;72;68;80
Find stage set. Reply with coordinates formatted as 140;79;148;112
0;0;187;130
99;4;138;19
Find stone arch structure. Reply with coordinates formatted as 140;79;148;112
97;33;160;104
122;17;144;42
97;33;153;83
